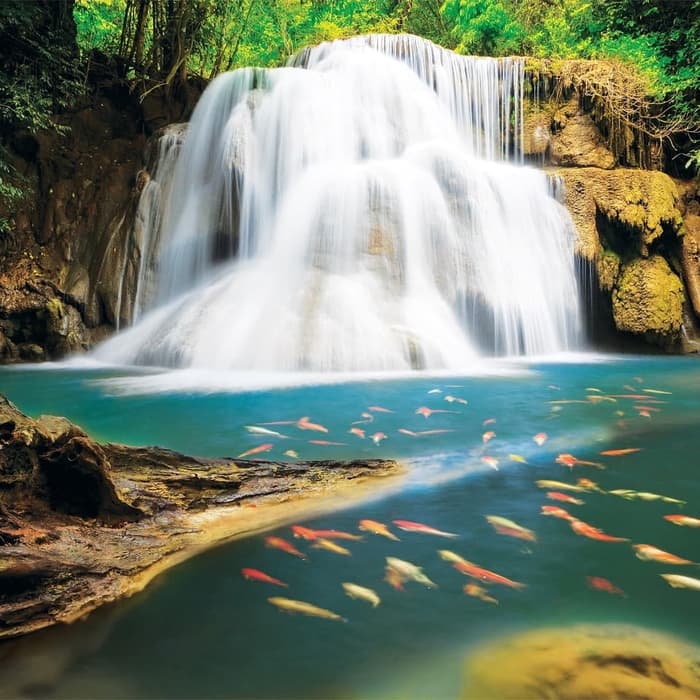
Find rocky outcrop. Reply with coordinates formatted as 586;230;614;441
0;96;143;361
462;624;700;699
0;80;202;363
549;166;692;349
0;395;402;639
523;94;617;169
550;97;617;169
522;59;700;352
612;256;684;342
552;167;684;259
0;268;110;362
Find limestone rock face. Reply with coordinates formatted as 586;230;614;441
552;167;684;259
550;99;616;169
0;82;203;363
462;624;700;700
550;166;691;348
612;255;684;341
523;106;551;157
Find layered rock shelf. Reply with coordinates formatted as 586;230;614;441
0;396;402;640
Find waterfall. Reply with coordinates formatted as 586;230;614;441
131;124;186;321
96;34;583;371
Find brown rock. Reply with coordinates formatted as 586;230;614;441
523;105;551;157
550;98;616;169
0;396;402;640
551;167;684;259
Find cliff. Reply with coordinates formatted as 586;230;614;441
0;76;202;363
522;59;700;351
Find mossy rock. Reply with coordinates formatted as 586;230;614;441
551;168;684;259
596;248;621;291
45;297;64;321
463;624;700;700
612;255;684;341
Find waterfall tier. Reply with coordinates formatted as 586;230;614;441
96;34;583;371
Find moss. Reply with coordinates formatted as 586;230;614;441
596;248;621;291
45;297;64;321
607;171;683;247
552;167;684;259
612;255;684;339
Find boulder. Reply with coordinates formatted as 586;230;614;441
612;255;684;344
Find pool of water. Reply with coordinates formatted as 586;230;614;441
1;355;699;698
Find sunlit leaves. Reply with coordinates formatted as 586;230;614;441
441;0;525;55
74;0;126;53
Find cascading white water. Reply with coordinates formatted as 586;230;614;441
96;34;583;371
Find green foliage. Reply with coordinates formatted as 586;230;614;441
441;0;525;55
0;146;27;234
440;0;699;171
74;0;125;54
0;1;82;133
1;0;696;181
73;0;447;78
0;1;79;230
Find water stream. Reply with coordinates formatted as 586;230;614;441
97;35;582;370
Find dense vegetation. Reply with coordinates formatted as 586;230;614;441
71;1;700;135
0;0;698;216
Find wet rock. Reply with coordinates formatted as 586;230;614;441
0;396;402;640
523;105;551;157
0;88;163;361
0;275;98;362
462;624;700;700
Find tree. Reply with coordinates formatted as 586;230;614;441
0;1;82;232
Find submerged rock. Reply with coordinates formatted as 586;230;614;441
462;624;700;700
0;396;401;640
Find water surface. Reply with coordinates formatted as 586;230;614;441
1;356;699;698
